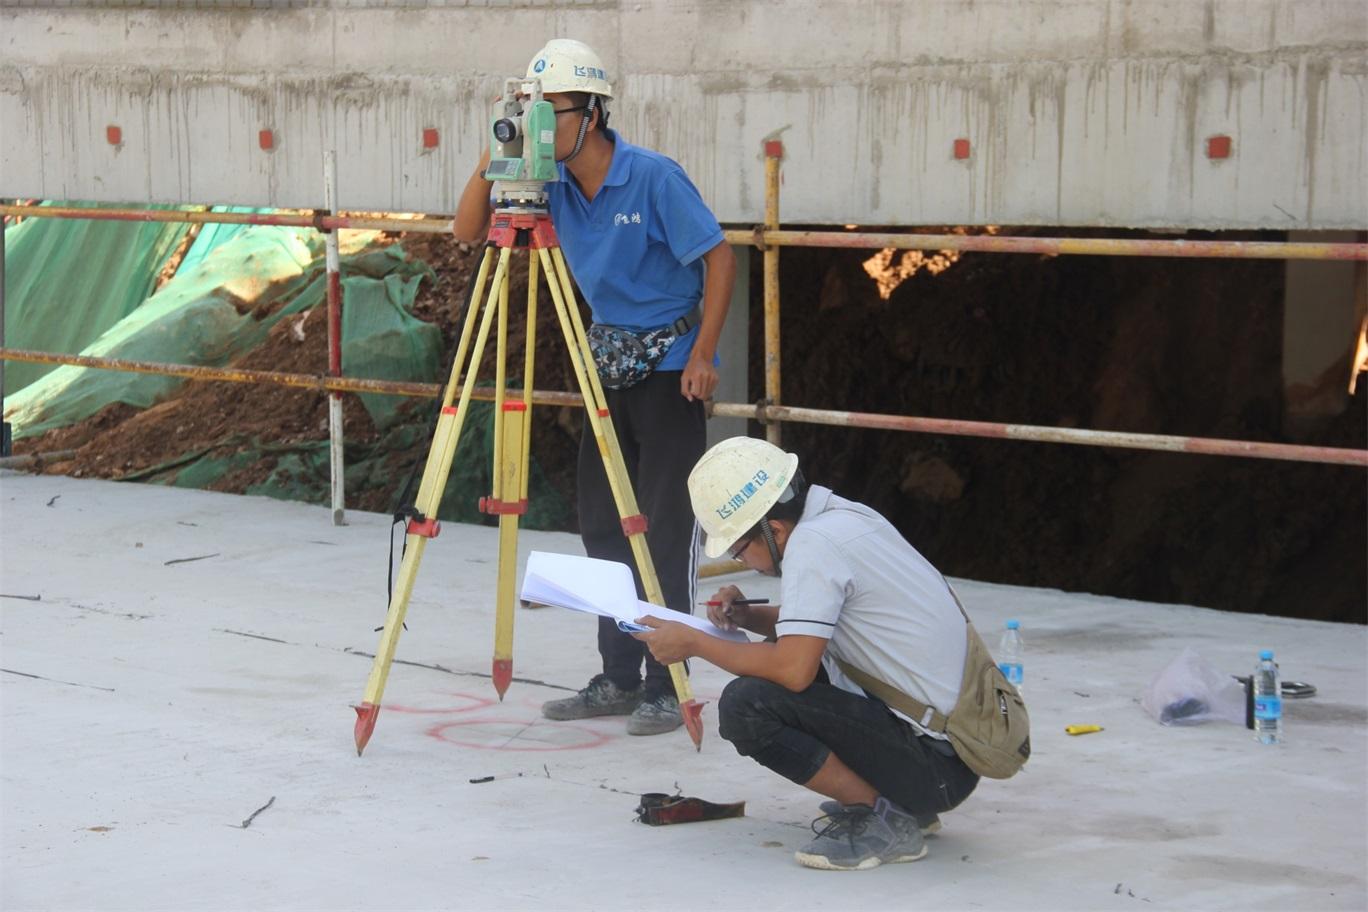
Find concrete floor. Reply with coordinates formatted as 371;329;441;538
2;472;1365;911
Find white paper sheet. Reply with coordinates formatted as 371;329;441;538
521;551;748;643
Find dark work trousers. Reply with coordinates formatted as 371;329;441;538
577;369;706;696
717;675;981;817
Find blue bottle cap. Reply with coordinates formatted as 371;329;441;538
1006;619;1019;630
1259;649;1273;660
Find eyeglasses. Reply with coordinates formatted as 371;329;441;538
553;104;590;117
727;536;753;562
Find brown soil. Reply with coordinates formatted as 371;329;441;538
758;229;1366;624
15;226;1366;623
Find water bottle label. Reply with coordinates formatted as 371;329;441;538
998;662;1023;685
1254;695;1282;721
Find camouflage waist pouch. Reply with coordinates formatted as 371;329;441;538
588;305;701;390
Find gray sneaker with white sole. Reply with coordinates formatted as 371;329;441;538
818;799;942;835
795;797;928;871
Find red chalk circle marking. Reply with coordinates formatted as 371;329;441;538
426;719;611;752
386;692;496;714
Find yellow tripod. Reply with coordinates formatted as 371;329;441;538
352;210;703;754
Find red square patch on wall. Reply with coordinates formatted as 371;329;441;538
1206;135;1232;159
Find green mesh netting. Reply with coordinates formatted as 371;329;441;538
4;221;570;531
3;202;194;393
341;247;443;431
5;225;326;438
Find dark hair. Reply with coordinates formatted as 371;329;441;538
742;469;808;539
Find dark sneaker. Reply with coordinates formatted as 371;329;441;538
626;691;683;736
541;674;641;721
818;800;942;835
795;797;928;871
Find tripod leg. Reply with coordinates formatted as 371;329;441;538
539;247;705;750
489;253;523;698
353;245;513;755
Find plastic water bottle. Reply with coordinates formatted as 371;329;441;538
998;620;1024;691
1252;649;1282;744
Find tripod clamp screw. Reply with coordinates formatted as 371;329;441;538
479;497;528;516
406;516;442;538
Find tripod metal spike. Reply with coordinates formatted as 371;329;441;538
352;213;704;755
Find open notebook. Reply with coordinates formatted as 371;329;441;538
520;551;748;643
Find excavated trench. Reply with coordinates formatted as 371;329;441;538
755;230;1365;624
21;228;1366;623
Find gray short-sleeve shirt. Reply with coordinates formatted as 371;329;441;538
777;485;968;737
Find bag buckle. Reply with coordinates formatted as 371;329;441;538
671;304;703;337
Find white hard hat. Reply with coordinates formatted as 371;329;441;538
689;437;801;559
525;38;613;99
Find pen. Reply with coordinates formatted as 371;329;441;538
702;598;770;607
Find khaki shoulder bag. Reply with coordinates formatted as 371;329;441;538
835;589;1030;780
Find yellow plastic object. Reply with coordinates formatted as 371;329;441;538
1065;724;1104;736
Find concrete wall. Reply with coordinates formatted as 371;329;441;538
2;0;1366;230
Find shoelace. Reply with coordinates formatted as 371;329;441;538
811;808;874;843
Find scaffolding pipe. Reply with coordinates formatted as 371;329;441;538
722;229;1368;261
0;449;76;470
1;203;8;458
3;348;1363;468
0;347;583;407
322;151;345;526
0;204;454;235
710;401;1367;467
762;141;783;445
3;205;1365;261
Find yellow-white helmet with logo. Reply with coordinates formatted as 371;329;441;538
525;39;614;99
689;437;801;559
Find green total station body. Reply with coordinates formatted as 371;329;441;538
485;77;558;187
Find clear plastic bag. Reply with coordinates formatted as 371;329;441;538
1141;646;1246;726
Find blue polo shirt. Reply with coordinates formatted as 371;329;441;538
544;129;724;371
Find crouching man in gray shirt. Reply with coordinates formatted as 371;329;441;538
633;436;980;871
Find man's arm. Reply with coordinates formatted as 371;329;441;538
680;240;736;402
452;148;493;245
634;620;826;693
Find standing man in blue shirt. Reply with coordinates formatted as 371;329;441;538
454;38;736;735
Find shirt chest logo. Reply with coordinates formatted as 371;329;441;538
613;211;643;226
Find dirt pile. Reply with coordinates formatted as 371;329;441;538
18;231;584;522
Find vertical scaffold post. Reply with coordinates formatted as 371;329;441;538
323;152;346;525
763;140;783;447
1;201;9;458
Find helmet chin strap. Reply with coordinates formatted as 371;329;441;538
560;95;597;164
758;519;783;577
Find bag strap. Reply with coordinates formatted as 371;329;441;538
670;304;703;336
832;576;975;735
835;658;950;733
